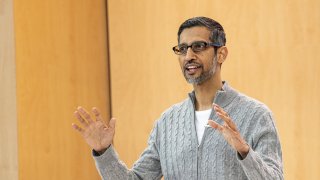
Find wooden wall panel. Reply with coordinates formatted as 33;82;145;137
14;0;109;179
108;0;320;179
0;0;18;179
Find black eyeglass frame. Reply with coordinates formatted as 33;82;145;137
172;41;222;55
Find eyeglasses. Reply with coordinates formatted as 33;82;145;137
172;41;221;55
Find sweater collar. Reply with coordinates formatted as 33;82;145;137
188;81;238;108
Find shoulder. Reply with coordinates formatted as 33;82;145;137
155;98;191;124
160;98;190;118
237;92;278;130
223;82;272;116
234;91;273;117
229;91;280;143
229;90;276;130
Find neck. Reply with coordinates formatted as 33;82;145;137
193;74;222;111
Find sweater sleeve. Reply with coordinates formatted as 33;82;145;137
238;112;284;180
93;121;162;180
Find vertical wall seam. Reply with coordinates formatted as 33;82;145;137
105;0;113;119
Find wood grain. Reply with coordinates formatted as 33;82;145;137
0;0;18;179
14;0;110;179
108;0;320;179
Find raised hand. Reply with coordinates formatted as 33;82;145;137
72;106;116;154
208;103;249;158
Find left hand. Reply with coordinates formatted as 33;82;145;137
208;103;249;158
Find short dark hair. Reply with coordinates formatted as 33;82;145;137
177;17;226;47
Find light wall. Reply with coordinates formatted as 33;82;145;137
14;0;110;179
0;0;18;179
108;0;320;180
1;0;319;179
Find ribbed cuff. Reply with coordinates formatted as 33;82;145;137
92;144;119;170
237;148;264;179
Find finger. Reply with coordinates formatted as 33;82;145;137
212;103;229;117
74;111;88;127
208;120;223;132
212;103;222;110
216;112;237;131
108;118;116;129
212;104;236;130
77;106;94;124
223;123;235;133
92;107;103;122
71;123;84;134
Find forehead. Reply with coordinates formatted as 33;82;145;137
179;26;211;44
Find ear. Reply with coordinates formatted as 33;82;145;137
217;46;228;64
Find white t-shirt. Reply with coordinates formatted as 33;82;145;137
195;109;212;144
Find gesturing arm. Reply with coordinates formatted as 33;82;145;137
72;107;162;180
208;103;283;180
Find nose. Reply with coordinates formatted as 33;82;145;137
185;47;196;61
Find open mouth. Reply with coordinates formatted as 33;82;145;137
185;64;202;75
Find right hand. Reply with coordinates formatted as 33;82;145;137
72;106;116;154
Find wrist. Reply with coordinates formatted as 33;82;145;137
95;144;111;155
238;144;250;159
96;149;107;155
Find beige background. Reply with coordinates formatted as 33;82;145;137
0;0;18;179
14;0;109;179
108;0;320;180
1;0;319;179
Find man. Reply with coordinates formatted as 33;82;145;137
72;17;283;179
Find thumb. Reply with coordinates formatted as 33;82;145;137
108;118;116;129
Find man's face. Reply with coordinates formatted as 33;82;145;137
178;26;218;85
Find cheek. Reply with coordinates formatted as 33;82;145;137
203;58;215;70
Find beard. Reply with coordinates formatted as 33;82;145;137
183;56;217;85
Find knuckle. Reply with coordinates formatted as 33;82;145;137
84;114;91;119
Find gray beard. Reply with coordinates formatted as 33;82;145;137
183;56;217;85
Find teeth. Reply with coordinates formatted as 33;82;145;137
186;65;198;70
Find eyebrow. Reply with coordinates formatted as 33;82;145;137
179;40;207;45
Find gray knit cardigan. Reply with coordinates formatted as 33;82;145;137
93;82;283;180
